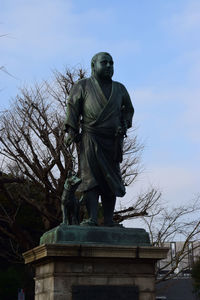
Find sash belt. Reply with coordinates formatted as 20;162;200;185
82;124;116;138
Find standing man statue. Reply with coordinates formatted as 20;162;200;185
64;52;134;226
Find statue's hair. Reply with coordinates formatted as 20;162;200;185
91;52;112;76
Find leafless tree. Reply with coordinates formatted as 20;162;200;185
140;195;200;283
0;66;199;273
0;67;152;261
114;188;161;223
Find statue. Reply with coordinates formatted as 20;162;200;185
64;52;134;227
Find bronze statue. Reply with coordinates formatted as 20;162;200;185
64;52;134;226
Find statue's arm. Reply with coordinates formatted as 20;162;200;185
64;81;84;145
121;85;134;129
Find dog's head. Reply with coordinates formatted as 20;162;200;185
64;174;82;191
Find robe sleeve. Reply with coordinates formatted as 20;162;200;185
64;81;84;133
121;84;134;128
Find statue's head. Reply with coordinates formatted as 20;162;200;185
91;52;114;80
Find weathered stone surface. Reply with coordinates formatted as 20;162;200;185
23;244;169;300
40;224;150;246
23;243;168;264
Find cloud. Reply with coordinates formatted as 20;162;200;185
131;83;200;145
0;0;141;108
1;1;139;58
149;164;198;191
149;164;200;211
1;0;140;80
126;83;200;212
1;1;84;56
0;1;103;59
123;163;199;212
179;90;200;143
164;0;200;37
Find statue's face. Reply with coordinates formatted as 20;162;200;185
93;54;114;79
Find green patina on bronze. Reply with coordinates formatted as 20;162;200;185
39;53;150;246
40;224;150;246
64;53;134;196
64;52;134;226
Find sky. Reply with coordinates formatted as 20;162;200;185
1;0;200;221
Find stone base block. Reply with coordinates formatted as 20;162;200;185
23;244;168;300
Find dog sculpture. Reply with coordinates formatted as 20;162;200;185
61;174;81;225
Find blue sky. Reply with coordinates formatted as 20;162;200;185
1;0;200;212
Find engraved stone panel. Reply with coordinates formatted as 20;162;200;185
72;285;139;300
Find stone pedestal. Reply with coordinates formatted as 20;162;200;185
23;243;168;300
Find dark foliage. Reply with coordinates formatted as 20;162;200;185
192;258;200;298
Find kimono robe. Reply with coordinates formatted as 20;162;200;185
65;76;134;197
